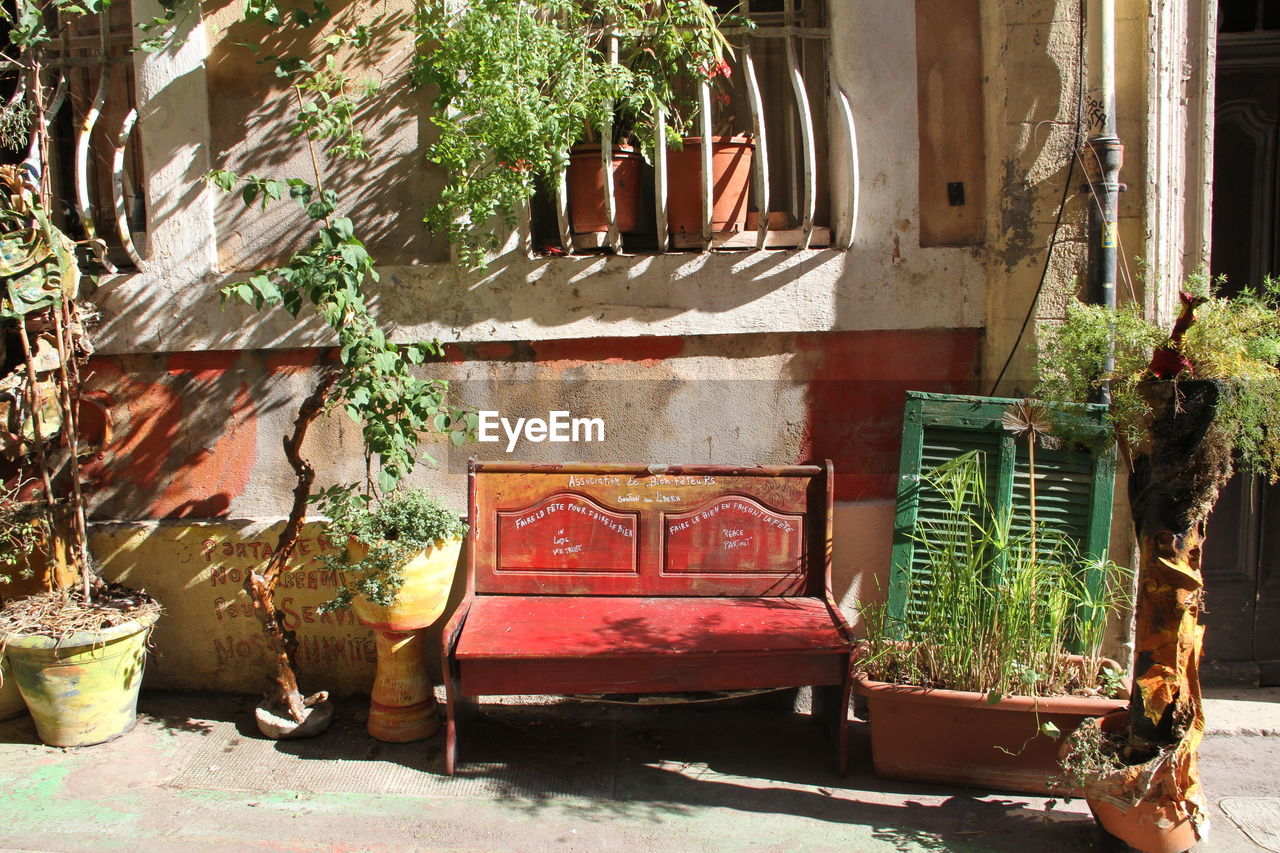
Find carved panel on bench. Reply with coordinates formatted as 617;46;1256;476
496;492;638;574
663;496;805;576
473;465;821;595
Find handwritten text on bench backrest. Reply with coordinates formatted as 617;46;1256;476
473;470;819;596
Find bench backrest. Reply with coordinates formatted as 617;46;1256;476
467;461;832;596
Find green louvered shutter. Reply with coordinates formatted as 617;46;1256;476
889;391;1117;629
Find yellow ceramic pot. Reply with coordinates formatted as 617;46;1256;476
348;537;462;632
348;537;462;742
3;613;157;746
0;653;27;721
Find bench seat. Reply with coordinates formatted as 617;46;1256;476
456;595;848;695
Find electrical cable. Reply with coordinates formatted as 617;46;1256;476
988;1;1088;396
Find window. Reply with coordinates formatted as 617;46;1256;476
1;2;146;271
1219;0;1280;33
532;0;855;256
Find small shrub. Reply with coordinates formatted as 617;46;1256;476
317;488;467;611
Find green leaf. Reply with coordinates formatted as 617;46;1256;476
331;218;355;241
985;691;1003;706
207;169;238;192
248;273;280;306
1040;721;1061;739
305;199;335;220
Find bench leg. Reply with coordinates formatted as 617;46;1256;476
838;661;853;775
811;658;853;774
442;666;479;775
812;683;847;773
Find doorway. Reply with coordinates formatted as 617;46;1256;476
1204;0;1280;686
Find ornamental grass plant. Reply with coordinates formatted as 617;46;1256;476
859;451;1128;702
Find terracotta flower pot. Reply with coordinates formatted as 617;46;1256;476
667;135;755;236
1088;791;1199;853
567;144;643;235
1072;713;1200;853
348;537;463;743
854;667;1127;794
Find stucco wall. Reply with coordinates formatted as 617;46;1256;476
64;0;1195;692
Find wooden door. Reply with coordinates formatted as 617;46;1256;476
1204;4;1280;685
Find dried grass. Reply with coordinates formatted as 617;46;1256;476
0;587;161;641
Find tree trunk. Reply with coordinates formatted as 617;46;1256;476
244;372;338;722
1115;379;1234;840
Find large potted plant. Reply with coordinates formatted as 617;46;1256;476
0;160;162;746
855;448;1131;794
0;0;179;746
209;9;475;738
1035;275;1280;851
316;487;466;742
411;0;734;266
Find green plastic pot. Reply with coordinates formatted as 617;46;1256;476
0;653;26;721
2;613;157;746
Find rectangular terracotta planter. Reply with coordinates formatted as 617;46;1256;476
854;674;1127;794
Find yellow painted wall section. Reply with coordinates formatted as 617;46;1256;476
91;521;386;696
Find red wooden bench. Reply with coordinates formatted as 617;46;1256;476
441;460;854;775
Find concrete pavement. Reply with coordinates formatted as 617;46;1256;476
0;689;1275;852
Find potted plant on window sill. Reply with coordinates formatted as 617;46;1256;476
854;446;1132;794
566;143;645;237
664;55;756;242
412;0;735;268
1034;275;1280;851
316;487;467;743
667;133;755;238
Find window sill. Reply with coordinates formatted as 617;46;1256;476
568;227;833;253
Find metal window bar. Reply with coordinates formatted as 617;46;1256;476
784;0;817;249
834;87;860;248
555;169;573;251
112;107;143;267
602;28;622;254
27;9;146;270
741;44;770;250
654;106;670;252
698;79;714;250
74;31;115;273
